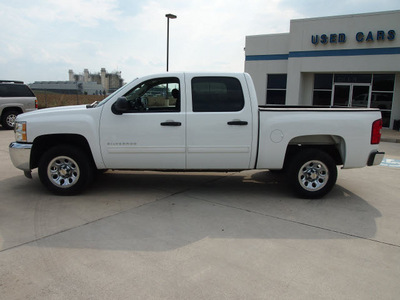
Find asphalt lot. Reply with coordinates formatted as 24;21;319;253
0;128;399;299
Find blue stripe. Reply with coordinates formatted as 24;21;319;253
290;47;400;58
246;54;289;61
246;47;400;61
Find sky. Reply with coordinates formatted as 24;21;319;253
1;0;399;84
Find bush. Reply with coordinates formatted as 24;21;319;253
35;92;105;109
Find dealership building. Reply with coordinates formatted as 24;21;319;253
245;10;400;128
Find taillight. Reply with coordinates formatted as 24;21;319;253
35;99;38;109
371;119;382;144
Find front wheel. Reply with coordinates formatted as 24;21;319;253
288;149;337;199
38;145;94;195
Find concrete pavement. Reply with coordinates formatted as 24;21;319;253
382;128;400;143
0;128;399;299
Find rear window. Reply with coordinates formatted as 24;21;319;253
0;84;35;97
191;77;245;112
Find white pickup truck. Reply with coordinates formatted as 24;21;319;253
9;72;384;198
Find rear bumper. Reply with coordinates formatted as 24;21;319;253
367;151;385;166
9;142;32;171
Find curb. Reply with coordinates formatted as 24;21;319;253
381;138;400;143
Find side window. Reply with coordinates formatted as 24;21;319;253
12;85;35;97
123;77;180;112
0;84;35;97
191;77;244;112
0;85;7;97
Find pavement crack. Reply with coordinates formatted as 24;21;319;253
0;172;236;254
0;199;158;254
193;197;400;249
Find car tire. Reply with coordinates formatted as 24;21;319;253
1;110;19;130
38;145;94;195
288;149;337;199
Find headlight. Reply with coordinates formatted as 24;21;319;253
14;121;27;142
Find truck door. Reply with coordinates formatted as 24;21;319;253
186;75;254;169
99;75;186;169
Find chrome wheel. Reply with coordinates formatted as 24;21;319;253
298;160;329;192
47;156;80;188
1;110;19;130
6;113;17;128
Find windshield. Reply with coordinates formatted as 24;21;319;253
96;78;138;107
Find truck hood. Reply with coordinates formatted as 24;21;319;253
23;105;87;116
17;105;89;121
16;104;104;144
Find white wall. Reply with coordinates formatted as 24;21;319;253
245;33;289;104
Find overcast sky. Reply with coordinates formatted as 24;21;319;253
1;0;399;84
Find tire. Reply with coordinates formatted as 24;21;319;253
288;149;337;199
38;145;94;195
1;110;19;130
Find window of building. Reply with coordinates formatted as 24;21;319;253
312;73;395;127
266;74;287;104
372;74;395;91
334;74;372;84
191;77;244;112
313;74;333;106
371;74;395;127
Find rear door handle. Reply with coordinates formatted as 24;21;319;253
161;121;182;126
227;120;248;126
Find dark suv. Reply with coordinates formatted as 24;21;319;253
0;81;38;129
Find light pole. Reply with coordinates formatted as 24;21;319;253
166;13;177;72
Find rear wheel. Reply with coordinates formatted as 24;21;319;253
38;145;94;195
288;149;337;199
1;110;19;130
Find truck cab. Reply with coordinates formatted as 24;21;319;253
100;73;258;170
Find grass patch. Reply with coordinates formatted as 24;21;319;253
35;92;105;109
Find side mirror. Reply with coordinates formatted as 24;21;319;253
112;97;129;115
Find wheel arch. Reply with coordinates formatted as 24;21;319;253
1;106;23;117
31;134;95;169
284;134;345;168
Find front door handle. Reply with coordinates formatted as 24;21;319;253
227;120;248;126
161;121;182;126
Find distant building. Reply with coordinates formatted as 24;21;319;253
69;68;124;94
29;81;104;95
29;68;124;95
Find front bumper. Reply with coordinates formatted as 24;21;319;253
9;142;32;173
367;151;385;166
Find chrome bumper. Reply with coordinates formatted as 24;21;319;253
367;151;385;166
9;142;32;176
